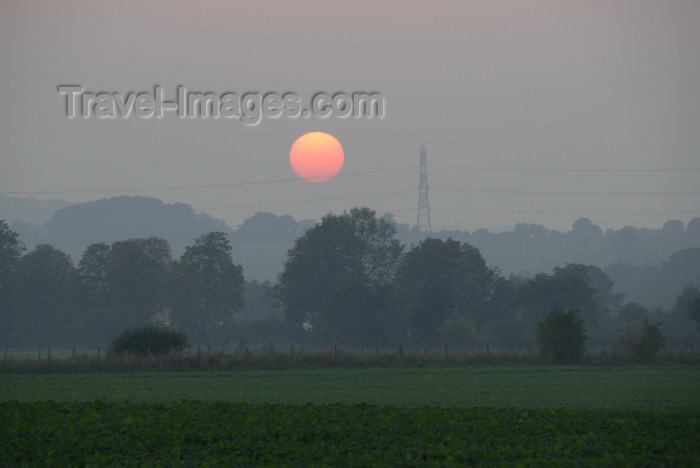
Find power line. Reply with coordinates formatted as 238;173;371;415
432;164;700;173
432;207;700;215
0;166;415;196
432;188;700;196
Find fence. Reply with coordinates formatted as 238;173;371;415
1;343;699;369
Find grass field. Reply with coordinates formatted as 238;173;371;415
2;364;699;408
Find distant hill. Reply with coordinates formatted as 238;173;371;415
607;248;700;308
35;196;231;261
0;195;71;223
46;196;232;245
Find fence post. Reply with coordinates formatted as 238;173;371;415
290;344;295;360
334;345;338;362
72;347;76;359
97;347;101;359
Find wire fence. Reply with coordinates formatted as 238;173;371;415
2;343;699;369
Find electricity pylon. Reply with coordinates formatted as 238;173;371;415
417;143;432;233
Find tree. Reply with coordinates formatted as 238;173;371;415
0;220;25;293
512;223;549;239
75;243;114;344
275;207;402;341
0;221;25;343
686;218;700;235
106;237;172;328
618;316;666;360
241;280;280;321
234;212;300;242
662;219;684;236
10;244;76;347
169;232;244;341
514;264;621;327
571;217;604;238
394;237;501;345
535;309;587;363
617;302;649;323
672;285;700;323
687;297;700;333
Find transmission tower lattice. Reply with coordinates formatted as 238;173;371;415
417;143;432;232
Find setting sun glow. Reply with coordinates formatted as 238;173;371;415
289;132;344;182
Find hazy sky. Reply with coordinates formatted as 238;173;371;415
2;0;699;232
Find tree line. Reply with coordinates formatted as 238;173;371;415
1;210;699;351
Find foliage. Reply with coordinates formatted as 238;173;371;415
275;207;403;340
0;220;25;293
671;285;700;317
536;309;587;363
169;232;244;340
0;220;25;343
2;401;699;466
10;244;76;347
394;237;505;344
74;243;113;344
618;316;666;360
616;302;648;323
240;280;281;321
107;237;172;327
233;211;303;242
515;263;621;327
437;317;476;346
109;325;189;357
672;285;700;332
688;297;700;333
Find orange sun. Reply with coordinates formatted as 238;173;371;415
289;132;344;182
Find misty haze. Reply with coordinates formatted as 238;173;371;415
1;1;699;465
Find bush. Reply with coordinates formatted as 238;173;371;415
536;309;587;363
618;316;666;361
109;325;189;357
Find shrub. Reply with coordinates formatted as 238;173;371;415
109;325;189;357
618;316;666;361
536;309;587;363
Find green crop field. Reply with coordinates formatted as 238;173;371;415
2;401;699;466
2;365;699;465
